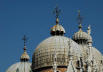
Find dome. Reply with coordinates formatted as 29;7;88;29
51;24;65;33
6;48;31;72
50;18;65;36
73;11;92;44
72;29;92;43
92;47;103;63
32;36;82;70
6;36;32;72
6;62;31;72
73;29;92;41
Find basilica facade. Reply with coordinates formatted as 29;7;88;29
6;7;103;72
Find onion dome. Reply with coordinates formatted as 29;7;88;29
32;36;82;71
73;28;92;44
6;35;31;72
50;6;65;36
73;28;89;41
72;11;92;44
50;18;65;36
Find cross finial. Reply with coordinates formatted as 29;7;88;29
53;6;61;18
22;35;27;46
53;6;61;24
77;10;83;29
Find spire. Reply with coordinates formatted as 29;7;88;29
20;35;30;62
77;10;83;29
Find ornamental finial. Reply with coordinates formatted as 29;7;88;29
20;35;30;61
87;25;91;35
53;6;61;24
77;10;83;29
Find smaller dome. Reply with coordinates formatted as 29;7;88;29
50;18;65;36
6;62;31;72
6;47;31;72
51;24;65;33
73;29;92;40
73;29;92;43
6;35;31;72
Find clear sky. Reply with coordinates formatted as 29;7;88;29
0;0;103;72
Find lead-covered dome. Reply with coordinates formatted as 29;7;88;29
32;36;82;70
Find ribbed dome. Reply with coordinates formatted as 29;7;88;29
6;62;31;72
32;36;82;70
6;48;31;72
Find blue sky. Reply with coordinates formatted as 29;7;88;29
0;0;103;72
